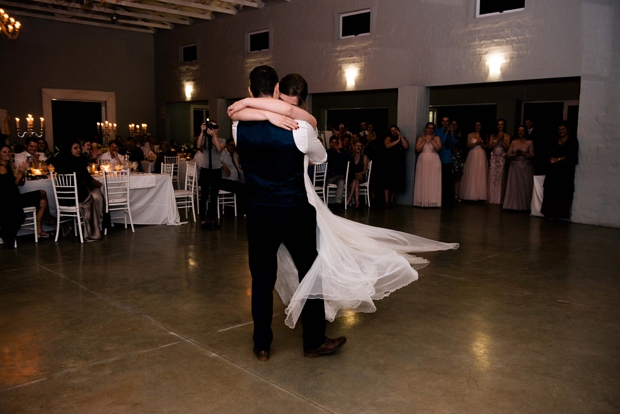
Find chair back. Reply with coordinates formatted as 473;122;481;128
365;160;373;183
103;169;130;210
51;173;80;209
164;155;179;164
161;162;174;178
313;162;327;200
185;161;197;193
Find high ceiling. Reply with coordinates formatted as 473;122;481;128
0;0;276;34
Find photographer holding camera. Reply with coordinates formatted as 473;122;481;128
196;121;226;230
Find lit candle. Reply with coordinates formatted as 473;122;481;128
136;125;141;133
15;117;20;132
27;114;34;130
40;117;44;131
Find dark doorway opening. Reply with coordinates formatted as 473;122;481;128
523;102;570;139
52;101;102;150
327;108;389;137
433;104;497;137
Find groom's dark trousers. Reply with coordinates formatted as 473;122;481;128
236;120;326;352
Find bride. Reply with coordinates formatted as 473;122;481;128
228;73;458;328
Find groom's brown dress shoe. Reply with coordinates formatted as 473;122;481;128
303;337;347;358
253;347;269;362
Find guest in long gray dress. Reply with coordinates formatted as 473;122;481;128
503;126;535;211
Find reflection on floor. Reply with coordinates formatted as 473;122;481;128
1;203;619;413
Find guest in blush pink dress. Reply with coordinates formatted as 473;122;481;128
459;121;488;201
487;119;511;204
413;123;442;207
503;126;535;211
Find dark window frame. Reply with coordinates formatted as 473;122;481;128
181;44;198;63
339;9;371;39
476;0;525;18
247;29;270;53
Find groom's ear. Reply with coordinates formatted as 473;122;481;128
248;86;254;98
273;83;280;99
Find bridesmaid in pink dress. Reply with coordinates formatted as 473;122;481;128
459;121;488;201
503;126;535;210
413;122;442;207
487;119;511;204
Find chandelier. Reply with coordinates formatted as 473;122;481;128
0;8;20;40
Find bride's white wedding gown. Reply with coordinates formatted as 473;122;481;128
275;156;459;328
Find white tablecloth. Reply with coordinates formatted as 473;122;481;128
95;173;180;226
530;175;545;217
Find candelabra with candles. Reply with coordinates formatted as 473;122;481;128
15;115;44;139
97;121;117;144
128;123;148;137
0;8;20;41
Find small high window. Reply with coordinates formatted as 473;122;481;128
340;9;370;39
181;44;197;63
477;0;525;17
248;30;269;53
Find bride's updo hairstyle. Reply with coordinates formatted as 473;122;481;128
279;73;308;110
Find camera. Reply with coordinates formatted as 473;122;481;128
205;121;219;130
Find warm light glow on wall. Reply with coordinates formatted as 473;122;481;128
184;82;194;100
344;65;359;90
486;53;506;80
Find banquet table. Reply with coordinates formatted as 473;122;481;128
141;159;187;189
95;173;180;226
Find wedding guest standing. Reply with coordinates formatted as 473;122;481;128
487;119;511;204
436;117;457;207
541;122;579;221
413;123;442;207
382;125;409;207
450;120;464;203
503;126;535;210
459;121;488;201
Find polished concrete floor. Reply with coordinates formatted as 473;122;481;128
1;203;619;413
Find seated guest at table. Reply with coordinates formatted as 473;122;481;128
220;138;246;214
38;138;54;159
14;137;47;167
154;141;175;173
0;144;52;244
53;141;104;242
119;137;144;171
81;139;96;164
99;142;124;167
326;135;352;210
345;141;369;209
114;136;123;148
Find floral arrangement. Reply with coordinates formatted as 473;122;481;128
146;151;157;162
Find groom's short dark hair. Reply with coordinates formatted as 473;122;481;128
249;65;278;98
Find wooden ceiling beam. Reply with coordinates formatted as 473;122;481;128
9;9;155;33
0;1;173;29
155;0;237;15
30;0;193;25
118;0;214;20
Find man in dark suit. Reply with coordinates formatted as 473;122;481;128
231;66;346;361
525;118;548;176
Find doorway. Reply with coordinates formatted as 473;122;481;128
51;101;103;150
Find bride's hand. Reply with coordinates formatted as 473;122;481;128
227;99;247;117
265;112;298;131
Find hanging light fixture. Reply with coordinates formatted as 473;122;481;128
0;8;20;41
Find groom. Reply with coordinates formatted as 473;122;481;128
231;65;346;361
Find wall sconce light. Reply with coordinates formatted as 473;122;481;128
344;65;359;90
486;53;506;80
184;82;194;101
